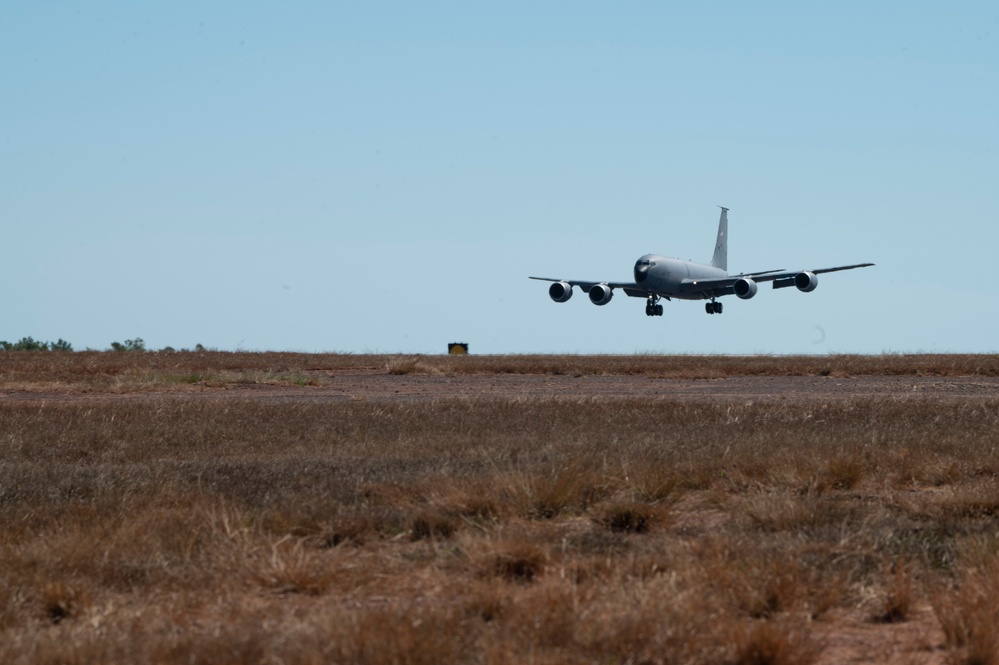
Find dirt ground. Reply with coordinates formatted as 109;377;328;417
306;372;999;404
8;372;999;405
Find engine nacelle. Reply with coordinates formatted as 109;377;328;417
733;277;758;300
794;271;818;293
548;281;573;303
588;283;613;306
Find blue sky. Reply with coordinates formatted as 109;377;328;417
3;2;997;354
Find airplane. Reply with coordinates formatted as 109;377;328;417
530;207;874;317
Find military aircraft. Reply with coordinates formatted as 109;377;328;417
530;207;874;317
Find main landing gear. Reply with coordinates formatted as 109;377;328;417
705;300;723;315
645;295;664;317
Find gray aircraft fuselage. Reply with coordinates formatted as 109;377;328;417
633;254;728;301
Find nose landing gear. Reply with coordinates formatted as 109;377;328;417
645;295;664;317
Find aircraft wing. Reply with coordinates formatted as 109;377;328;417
528;276;641;290
792;263;876;276
528;276;648;298
678;263;875;297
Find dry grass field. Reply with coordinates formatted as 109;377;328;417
3;352;999;664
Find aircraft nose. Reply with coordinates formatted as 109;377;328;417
635;264;648;283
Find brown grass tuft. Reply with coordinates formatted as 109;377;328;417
409;510;459;540
336;604;470;664
595;501;667;533
250;537;336;595
875;559;916;623
385;356;441;376
624;462;683;503
37;581;89;624
728;620;823;665
490;542;549;583
818;454;865;491
933;564;999;663
507;461;609;519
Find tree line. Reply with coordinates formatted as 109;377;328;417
0;337;210;352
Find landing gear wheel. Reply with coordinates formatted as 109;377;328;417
646;296;664;317
705;301;723;315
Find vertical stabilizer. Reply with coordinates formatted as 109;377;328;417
710;206;728;272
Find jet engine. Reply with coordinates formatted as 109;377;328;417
733;277;758;300
548;281;573;303
794;271;818;292
588;284;613;306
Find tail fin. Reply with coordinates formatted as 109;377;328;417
710;206;728;272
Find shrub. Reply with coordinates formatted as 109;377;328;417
0;337;73;351
110;338;146;352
